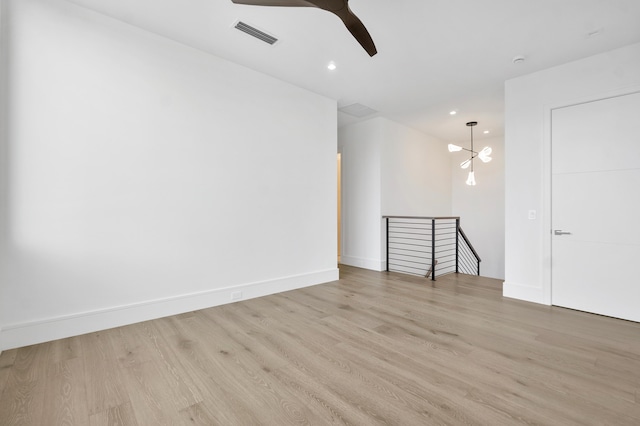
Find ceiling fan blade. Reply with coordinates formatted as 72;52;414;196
335;6;377;56
231;0;314;6
231;0;377;56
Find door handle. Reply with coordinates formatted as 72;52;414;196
554;230;572;235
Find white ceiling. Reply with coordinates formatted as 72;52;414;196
66;0;640;143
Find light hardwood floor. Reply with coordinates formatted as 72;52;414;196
1;265;639;425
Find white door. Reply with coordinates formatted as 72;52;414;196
551;92;640;322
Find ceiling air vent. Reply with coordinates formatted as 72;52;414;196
234;21;278;45
339;103;378;118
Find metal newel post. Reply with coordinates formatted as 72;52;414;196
386;218;389;272
431;218;436;281
455;218;460;274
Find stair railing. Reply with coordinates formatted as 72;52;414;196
383;216;481;280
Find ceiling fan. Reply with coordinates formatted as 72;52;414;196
230;0;377;57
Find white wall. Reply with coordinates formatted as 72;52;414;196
381;121;452;217
0;0;8;352
451;136;505;279
0;0;338;350
504;42;640;304
338;118;384;270
339;117;452;271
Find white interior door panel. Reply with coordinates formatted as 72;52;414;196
551;91;640;322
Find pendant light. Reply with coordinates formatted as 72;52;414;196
448;121;492;186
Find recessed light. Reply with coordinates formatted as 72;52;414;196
327;61;337;71
449;110;457;115
512;55;525;64
483;130;490;134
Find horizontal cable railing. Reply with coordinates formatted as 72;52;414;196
383;216;481;280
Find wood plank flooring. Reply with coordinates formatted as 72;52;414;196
1;265;640;425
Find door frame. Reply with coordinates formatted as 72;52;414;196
542;87;640;306
337;152;342;262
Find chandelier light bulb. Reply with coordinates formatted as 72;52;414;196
448;144;463;152
478;146;492;163
466;171;476;186
460;159;471;169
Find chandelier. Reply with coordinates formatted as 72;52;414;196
448;121;492;186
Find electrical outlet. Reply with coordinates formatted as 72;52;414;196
231;291;242;301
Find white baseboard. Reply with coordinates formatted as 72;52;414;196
340;255;385;271
503;280;548;305
0;268;339;351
